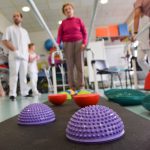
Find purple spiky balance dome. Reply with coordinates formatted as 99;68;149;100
18;103;55;125
66;105;125;143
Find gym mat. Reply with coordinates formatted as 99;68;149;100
0;98;149;150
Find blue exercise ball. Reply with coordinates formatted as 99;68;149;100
44;39;53;51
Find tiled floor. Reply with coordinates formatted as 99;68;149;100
125;105;150;120
0;94;48;122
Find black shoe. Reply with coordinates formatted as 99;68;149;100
9;96;16;101
24;94;32;97
28;89;32;95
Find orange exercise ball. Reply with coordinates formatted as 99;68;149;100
48;93;67;105
144;72;150;90
73;93;100;107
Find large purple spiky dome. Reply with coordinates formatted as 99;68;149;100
18;103;55;125
66;105;125;143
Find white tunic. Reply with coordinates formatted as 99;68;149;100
28;52;38;74
2;24;30;61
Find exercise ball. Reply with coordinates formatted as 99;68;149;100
18;103;55;125
59;91;72;100
104;89;146;106
44;39;53;51
48;93;67;105
142;94;150;111
66;105;125;143
73;93;100;107
66;89;76;96
144;72;150;90
77;89;92;95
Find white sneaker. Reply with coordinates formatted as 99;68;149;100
33;91;41;96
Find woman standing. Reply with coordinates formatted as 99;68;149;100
57;3;87;91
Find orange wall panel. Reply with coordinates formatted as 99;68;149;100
96;25;119;37
108;25;119;37
96;27;109;37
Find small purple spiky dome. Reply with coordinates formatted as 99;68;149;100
18;103;55;125
66;105;125;143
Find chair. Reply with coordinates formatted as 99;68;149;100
91;60;123;89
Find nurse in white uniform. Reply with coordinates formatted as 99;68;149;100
2;12;30;100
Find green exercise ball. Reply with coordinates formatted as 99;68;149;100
77;89;92;95
59;91;72;100
142;94;150;111
104;89;146;106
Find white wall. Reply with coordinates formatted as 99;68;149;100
0;12;11;33
0;12;11;55
105;44;126;67
29;31;49;55
87;40;106;83
29;29;58;55
86;41;126;83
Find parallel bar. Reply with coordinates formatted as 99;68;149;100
87;0;99;93
87;0;99;47
27;0;59;50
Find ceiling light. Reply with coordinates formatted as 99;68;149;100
100;0;108;4
22;6;30;12
58;20;62;25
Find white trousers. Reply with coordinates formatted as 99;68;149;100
9;57;28;97
137;48;150;77
28;72;38;94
